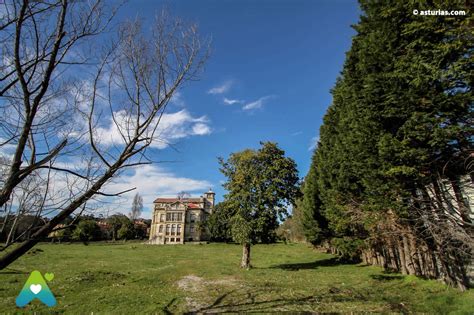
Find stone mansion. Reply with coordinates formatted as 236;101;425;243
148;190;215;244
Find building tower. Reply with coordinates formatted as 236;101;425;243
203;188;215;211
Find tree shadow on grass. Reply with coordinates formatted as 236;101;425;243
0;268;29;275
187;290;322;314
185;286;406;314
370;274;405;281
269;257;354;271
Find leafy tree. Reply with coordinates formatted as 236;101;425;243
107;214;133;241
117;223;134;240
219;142;300;268
71;220;100;245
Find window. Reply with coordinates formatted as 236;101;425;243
164;212;183;222
171;224;176;235
177;224;181;234
176;238;180;242
190;213;196;223
160;214;165;222
165;238;169;242
159;225;163;233
190;225;194;233
170;238;175;242
166;225;170;235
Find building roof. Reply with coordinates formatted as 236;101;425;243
153;197;202;203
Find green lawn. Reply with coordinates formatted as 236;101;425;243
0;242;472;314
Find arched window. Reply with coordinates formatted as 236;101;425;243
177;224;181;234
166;224;170;235
171;224;176;235
159;225;163;233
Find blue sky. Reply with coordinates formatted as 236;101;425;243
107;0;361;217
0;0;361;218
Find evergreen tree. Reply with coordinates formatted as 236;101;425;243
302;0;472;289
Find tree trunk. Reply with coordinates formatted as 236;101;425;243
240;243;251;269
5;212;20;247
448;175;471;225
402;235;416;275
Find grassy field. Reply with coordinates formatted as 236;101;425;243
0;242;472;314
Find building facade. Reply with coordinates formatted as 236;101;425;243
148;190;215;244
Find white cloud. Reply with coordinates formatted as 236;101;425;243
223;97;242;105
208;81;232;95
291;131;303;136
192;123;211;135
242;95;274;111
104;164;212;218
0;137;16;161
170;91;186;107
308;135;319;151
95;109;212;149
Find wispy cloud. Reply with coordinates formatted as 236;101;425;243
242;95;275;111
223;97;242;105
170;91;186;107
208;80;232;95
308;135;319;151
291;131;302;136
96;109;212;149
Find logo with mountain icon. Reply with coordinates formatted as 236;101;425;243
16;270;56;307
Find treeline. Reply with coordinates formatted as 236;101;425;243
1;214;150;246
300;1;473;290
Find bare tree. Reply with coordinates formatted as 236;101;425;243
129;193;143;221
177;191;191;200
0;1;209;269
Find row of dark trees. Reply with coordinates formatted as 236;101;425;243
299;1;473;290
1;214;151;245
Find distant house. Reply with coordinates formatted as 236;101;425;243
148;190;215;244
47;223;66;239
